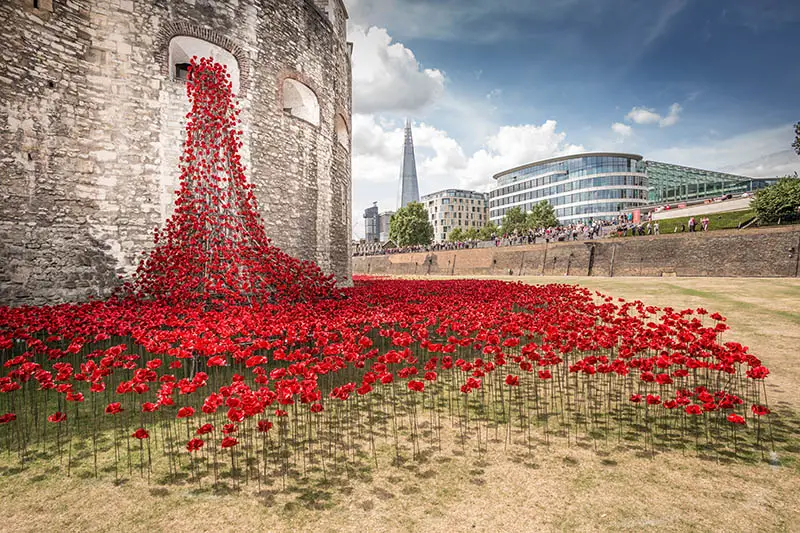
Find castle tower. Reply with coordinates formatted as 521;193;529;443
398;119;420;208
0;0;353;305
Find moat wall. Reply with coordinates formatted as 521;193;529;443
353;227;800;279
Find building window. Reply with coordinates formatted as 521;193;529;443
283;79;320;126
335;114;349;151
31;0;53;11
169;36;241;94
175;63;191;81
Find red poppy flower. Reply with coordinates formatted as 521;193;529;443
223;423;238;435
751;404;771;416
727;413;746;425
47;411;67;423
105;402;123;415
310;403;324;413
0;413;16;424
221;437;238;448
132;428;149;439
629;394;642;403
407;380;424;392
186;438;204;452
538;369;552;380
142;402;159;413
646;394;661;405
505;374;519;386
196;423;214;435
257;420;273;433
685;404;703;415
177;406;195;419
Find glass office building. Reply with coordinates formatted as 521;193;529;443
645;161;772;204
489;153;769;225
489;153;648;224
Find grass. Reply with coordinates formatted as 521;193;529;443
1;276;799;532
654;208;755;234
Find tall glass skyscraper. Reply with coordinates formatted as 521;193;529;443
398;119;420;208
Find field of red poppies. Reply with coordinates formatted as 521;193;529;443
0;275;777;487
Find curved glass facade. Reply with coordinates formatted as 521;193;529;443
489;153;648;224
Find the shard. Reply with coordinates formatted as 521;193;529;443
398;119;420;208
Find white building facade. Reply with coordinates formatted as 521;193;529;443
422;189;489;242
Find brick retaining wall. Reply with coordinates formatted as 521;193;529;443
353;226;800;279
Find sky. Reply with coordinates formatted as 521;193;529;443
344;0;800;238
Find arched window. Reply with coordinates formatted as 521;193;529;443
335;114;349;151
283;79;320;126
169;36;240;94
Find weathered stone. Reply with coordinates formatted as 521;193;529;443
0;0;352;306
353;227;800;279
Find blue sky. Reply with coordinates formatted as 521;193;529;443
345;0;800;237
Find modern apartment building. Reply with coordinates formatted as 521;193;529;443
421;189;489;242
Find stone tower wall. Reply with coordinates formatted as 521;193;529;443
0;0;352;306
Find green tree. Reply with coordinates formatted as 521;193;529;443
501;206;528;234
527;200;559;229
751;176;800;224
463;227;480;241
478;221;499;240
447;227;464;242
388;201;434;246
794;121;800;156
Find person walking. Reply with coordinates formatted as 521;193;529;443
688;217;696;232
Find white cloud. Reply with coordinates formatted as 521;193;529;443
659;103;682;127
349;25;445;114
611;122;633;137
625;107;661;125
486;88;502;100
624;103;681;128
649;124;800;178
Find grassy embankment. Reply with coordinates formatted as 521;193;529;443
654;209;755;234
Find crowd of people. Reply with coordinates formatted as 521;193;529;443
352;215;719;257
353;221;614;257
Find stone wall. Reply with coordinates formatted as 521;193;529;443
0;0;352;306
353;226;800;279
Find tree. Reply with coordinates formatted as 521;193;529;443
527;200;559;229
794;121;800;156
501;206;528;235
478;221;499;240
463;227;480;241
388;201;434;246
751;176;800;224
447;227;464;242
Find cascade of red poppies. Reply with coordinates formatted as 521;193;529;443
129;57;338;306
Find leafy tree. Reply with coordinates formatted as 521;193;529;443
478;222;499;240
794;121;800;156
388;201;434;246
463;227;480;240
751;176;800;224
447;227;464;242
527;200;559;229
501;206;528;235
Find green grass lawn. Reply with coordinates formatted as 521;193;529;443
655;208;755;234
